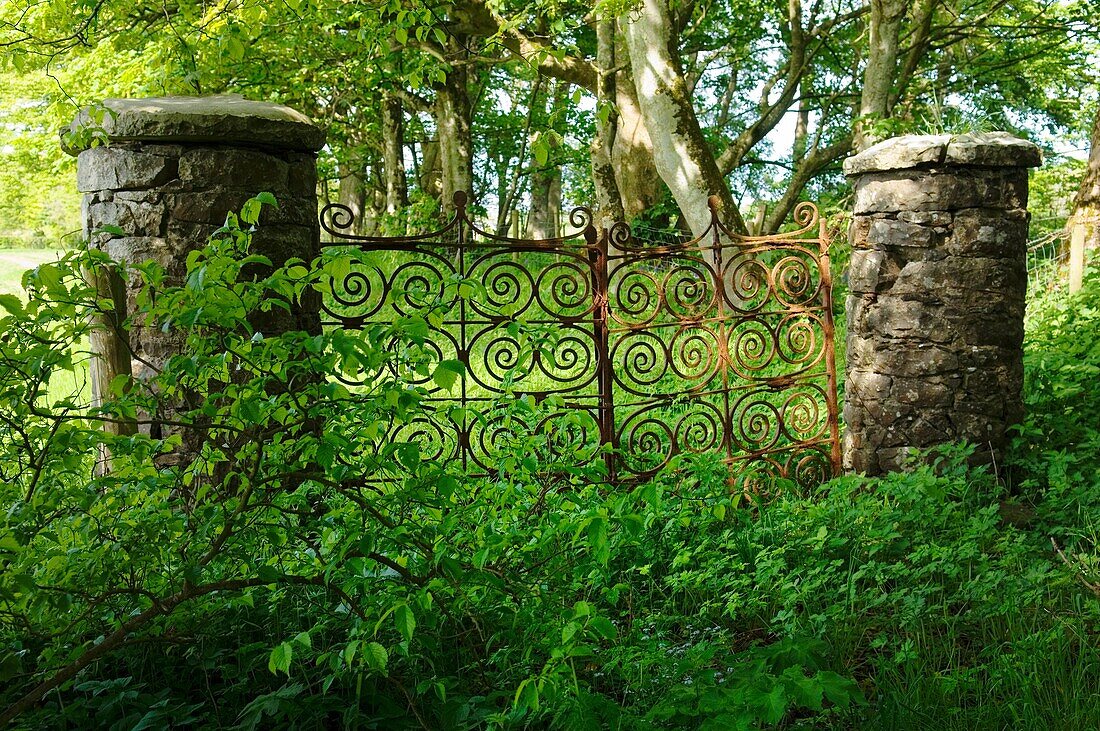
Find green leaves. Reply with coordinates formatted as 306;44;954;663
513;678;541;716
364;642;388;672
431;359;464;391
531;132;550;167
343;639;388;674
0;294;25;318
239;192;277;226
268;642;293;676
588;616;617;640
394;603;416;644
268;632;311;677
0;166;1095;731
226;35;246;61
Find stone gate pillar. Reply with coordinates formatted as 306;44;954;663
842;133;1041;474
64;95;325;438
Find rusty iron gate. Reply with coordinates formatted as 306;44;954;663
319;191;841;492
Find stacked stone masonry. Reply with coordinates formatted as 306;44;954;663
842;133;1041;475
68;95;325;381
66;96;325;455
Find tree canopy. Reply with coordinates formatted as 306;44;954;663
1;0;1097;236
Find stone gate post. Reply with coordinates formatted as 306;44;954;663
64;95;325;440
842;133;1041;475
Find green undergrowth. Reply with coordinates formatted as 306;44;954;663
1;204;1098;729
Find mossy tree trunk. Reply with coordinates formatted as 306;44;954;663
1070;106;1100;251
621;0;744;237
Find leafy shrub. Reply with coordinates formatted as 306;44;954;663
0;201;1098;730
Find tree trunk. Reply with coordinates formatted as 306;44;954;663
611;47;664;221
337;165;368;235
496;76;544;237
893;0;936;113
792;73;812;163
381;95;408;215
419;139;443;200
763;136;852;233
85;261;137;474
526;81;564;239
434;55;473;218
715;0;808;177
494;149;512;237
1070;106;1100;251
854;0;907;151
621;0;745;236
527;163;561;239
591;17;625;229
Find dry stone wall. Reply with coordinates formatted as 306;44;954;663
67;95;324;375
842;133;1041;475
65;95;325;447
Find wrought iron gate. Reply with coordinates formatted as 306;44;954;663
319;191;841;491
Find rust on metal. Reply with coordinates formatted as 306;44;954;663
319;191;841;493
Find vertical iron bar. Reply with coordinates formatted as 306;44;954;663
818;218;843;476
590;224;617;484
455;192;470;474
708;196;735;473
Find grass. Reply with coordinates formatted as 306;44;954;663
0;248;65;297
0;248;90;401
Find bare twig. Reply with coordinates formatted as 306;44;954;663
1051;537;1100;598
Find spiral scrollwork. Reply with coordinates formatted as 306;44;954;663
608;221;633;251
618;410;675;475
609;268;661;325
328;265;386;317
728;319;777;377
771;253;820;307
732;395;782;450
669;327;720;385
790;201;820;232
780;388;826;441
467;257;536;318
722;255;772;312
796;448;827;488
469;413;522;472
320;203;357;235
540;409;602;463
539;332;595;385
611;331;669;391
390;414;457;463
790;448;832;490
473;332;528;388
568;206;595;232
534;261;593;319
663;262;716;319
407;338;450;387
674;404;723;454
776;314;824;368
388;260;450;315
729;458;782;497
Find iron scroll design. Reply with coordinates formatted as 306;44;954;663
319;191;841;493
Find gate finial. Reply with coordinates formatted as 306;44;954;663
452;190;468;211
707;194;722;221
